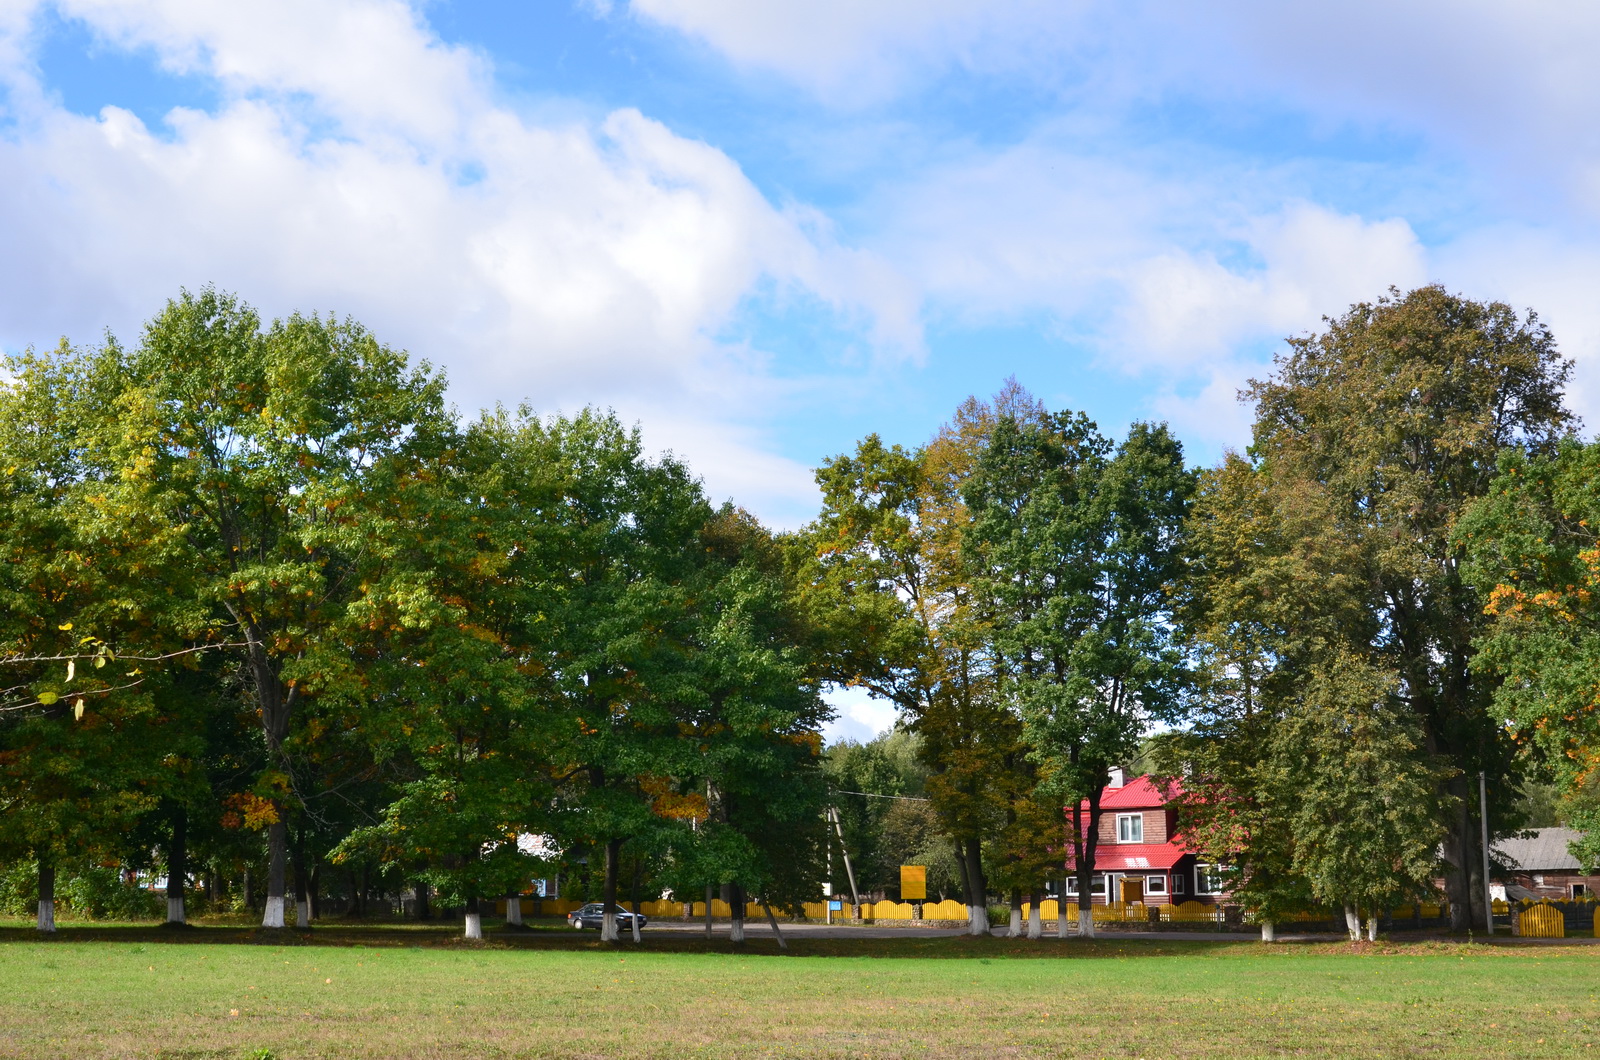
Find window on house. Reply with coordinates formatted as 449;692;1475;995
1066;876;1078;896
1066;875;1108;897
1573;883;1587;898
1146;875;1167;896
1196;864;1226;895
1172;873;1186;895
1116;813;1144;843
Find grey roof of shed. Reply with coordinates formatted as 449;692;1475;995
1493;827;1585;872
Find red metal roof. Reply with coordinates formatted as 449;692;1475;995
1094;775;1179;810
1076;842;1189;871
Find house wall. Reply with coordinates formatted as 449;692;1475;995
1508;871;1600;901
1095;808;1170;845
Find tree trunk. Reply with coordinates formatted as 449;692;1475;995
242;867;252;911
1260;920;1275;943
1027;889;1042;939
1344;905;1361;941
506;893;523;927
415;879;431;921
629;857;642;944
263;819;288;928
729;883;746;944
600;838;621;943
1366;915;1379;942
37;855;56;934
1444;788;1472;931
309;864;321;922
704;883;714;939
962;838;988;937
465;894;482;939
166;807;187;925
1007;888;1023;937
1056;881;1069;939
293;836;310;929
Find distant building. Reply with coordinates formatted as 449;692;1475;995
1491;827;1597;901
1066;772;1228;905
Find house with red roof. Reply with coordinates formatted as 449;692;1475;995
1066;770;1230;906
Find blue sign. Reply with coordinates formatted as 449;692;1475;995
829;901;843;911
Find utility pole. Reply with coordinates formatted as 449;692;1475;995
1480;771;1494;938
828;806;861;909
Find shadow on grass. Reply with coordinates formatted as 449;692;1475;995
0;917;1569;960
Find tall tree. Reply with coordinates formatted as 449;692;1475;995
1246;285;1572;928
965;414;1193;937
98;289;452;929
1459;439;1600;869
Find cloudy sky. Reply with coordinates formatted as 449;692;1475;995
3;1;1597;739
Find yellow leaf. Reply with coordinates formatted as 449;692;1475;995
66;660;75;682
94;656;105;669
37;691;58;706
57;622;72;631
73;699;84;721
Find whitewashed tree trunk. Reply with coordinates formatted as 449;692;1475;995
296;898;310;928
1260;920;1275;943
263;819;287;929
1027;902;1042;940
630;909;641;943
1344;905;1360;941
968;904;988;936
465;912;482;939
1366;916;1378;942
601;912;618;942
1007;907;1023;937
37;861;56;935
167;894;186;925
729;916;745;943
1078;906;1095;939
1056;885;1069;938
506;897;523;926
37;899;55;933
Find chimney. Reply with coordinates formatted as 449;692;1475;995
1107;766;1125;788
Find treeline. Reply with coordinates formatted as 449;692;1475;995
789;285;1600;941
0;289;827;939
5;284;1600;943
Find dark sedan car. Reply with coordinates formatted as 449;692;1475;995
567;903;649;930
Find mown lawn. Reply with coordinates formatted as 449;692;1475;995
0;926;1596;1058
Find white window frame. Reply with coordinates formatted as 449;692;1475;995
1065;875;1108;897
1172;873;1186;895
1116;813;1144;843
1196;863;1226;895
1145;874;1167;896
1572;882;1588;898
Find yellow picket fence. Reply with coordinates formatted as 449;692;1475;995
1019;900;1061;921
1594;908;1600;939
1519;901;1566;939
1167;900;1223;923
924;899;968;921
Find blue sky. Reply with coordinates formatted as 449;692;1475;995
3;1;1599;740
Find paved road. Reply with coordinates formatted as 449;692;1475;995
634;920;1244;941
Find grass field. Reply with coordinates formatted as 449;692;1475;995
1;923;1597;1058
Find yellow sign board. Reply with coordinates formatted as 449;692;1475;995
900;865;927;901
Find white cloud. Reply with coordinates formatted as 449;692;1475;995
820;683;898;745
618;0;1082;104
0;0;914;525
1118;203;1427;369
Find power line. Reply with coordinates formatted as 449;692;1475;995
830;789;930;802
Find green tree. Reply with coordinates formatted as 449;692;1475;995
965;414;1194;938
92;289;453;929
1246;285;1572;929
1459;439;1600;868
